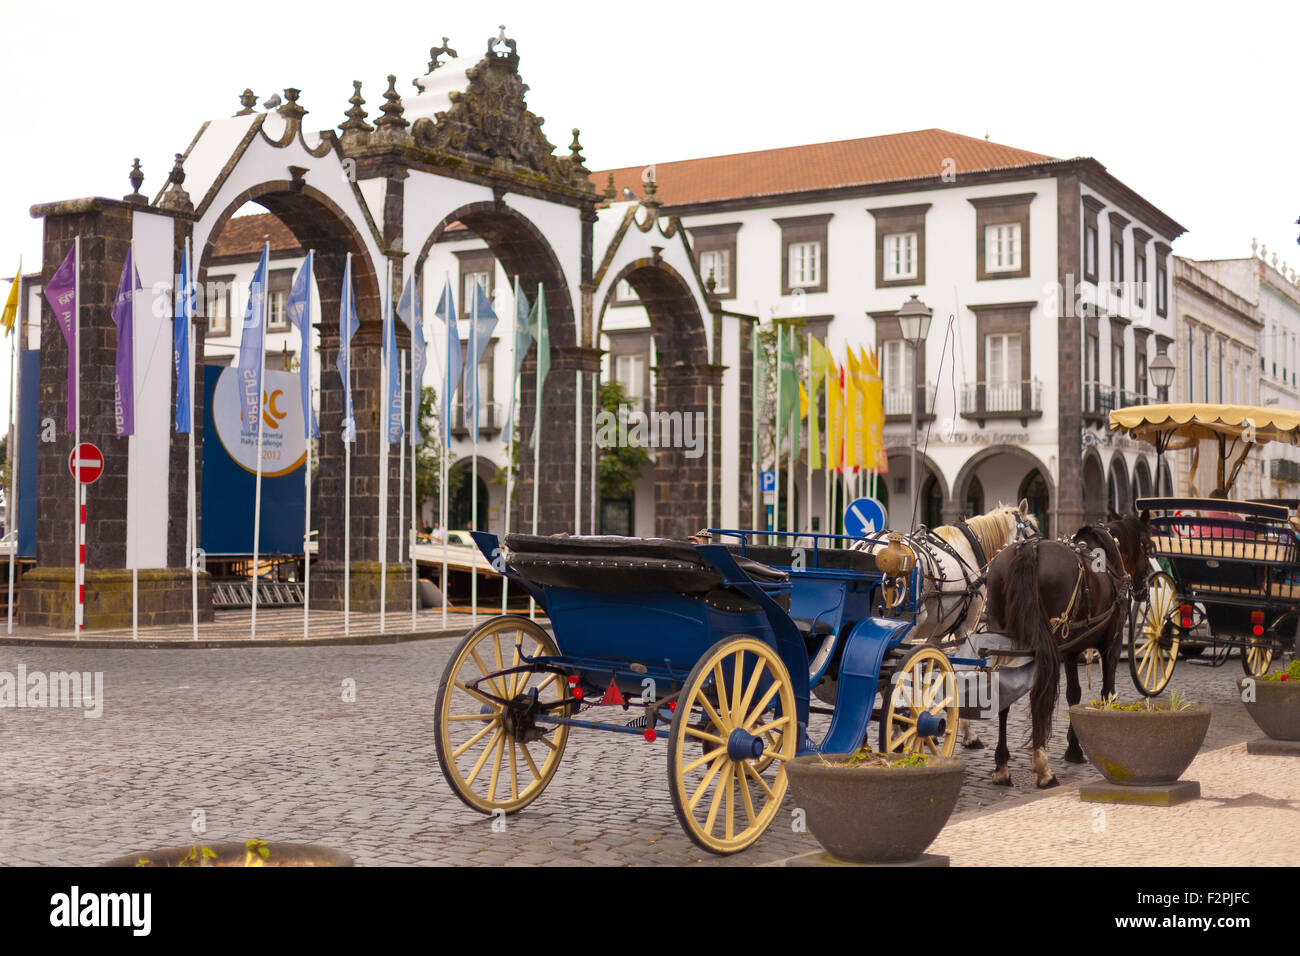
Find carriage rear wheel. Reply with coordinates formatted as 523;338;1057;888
1243;636;1274;678
435;615;569;815
668;636;797;855
878;645;959;758
1128;571;1179;696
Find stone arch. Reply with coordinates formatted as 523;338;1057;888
414;201;581;536
1133;456;1153;502
949;444;1056;521
194;181;386;577
448;455;499;531
884;449;949;530
597;258;714;539
1107;453;1131;515
1081;448;1107;524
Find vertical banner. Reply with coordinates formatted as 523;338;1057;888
844;349;861;472
111;247;141;438
827;363;844;477
42;247;78;432
864;346;885;473
286;251;319;439
173;245;194;434
237;246;270;436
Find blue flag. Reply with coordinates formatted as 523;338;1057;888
384;280;403;445
397;274;426;446
434;278;461;446
463;283;499;433
237;244;269;437
173;245;195;434
286;251;319;440
336;255;359;443
502;278;532;437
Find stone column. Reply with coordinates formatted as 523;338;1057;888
1056;172;1084;531
654;361;722;539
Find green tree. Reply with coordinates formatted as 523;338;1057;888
414;385;464;529
598;380;650;499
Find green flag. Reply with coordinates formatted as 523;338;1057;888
529;283;550;450
779;326;801;458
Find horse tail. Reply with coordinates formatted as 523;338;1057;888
1000;542;1061;750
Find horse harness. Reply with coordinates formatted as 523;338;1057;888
1041;526;1132;655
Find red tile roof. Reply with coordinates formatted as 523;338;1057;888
210;213;301;258
591;128;1058;207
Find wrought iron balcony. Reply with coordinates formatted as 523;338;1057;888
883;383;936;420
1270;458;1300;483
960;379;1043;424
452;400;504;439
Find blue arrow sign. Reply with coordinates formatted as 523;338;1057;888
844;497;888;538
760;470;778;494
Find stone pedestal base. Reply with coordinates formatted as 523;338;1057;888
17;567;215;630
783;850;949;867
1246;737;1300;756
1079;779;1200;806
310;562;410;613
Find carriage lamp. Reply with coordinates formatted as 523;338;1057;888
1148;352;1176;393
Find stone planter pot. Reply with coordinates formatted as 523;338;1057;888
1240;677;1300;741
1068;704;1211;785
784;755;963;863
103;841;353;867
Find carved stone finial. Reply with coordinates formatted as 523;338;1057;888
375;75;408;129
159;153;192;211
603;173;616;201
428;37;458;72
488;24;518;64
704;270;717;295
568;128;586;168
340;80;374;140
1261;243;1268;260
1252;237;1258;256
278;87;307;130
124;158;145;203
236;88;257;116
1273;252;1279;268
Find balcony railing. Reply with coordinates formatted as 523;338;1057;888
960;379;1043;419
1271;458;1300;483
452;400;504;438
1083;383;1153;419
883;383;936;418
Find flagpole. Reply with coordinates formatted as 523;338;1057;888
250;243;269;639
502;283;518;616
302;249;314;642
380;259;392;635
7;256;19;634
750;324;759;531
806;331;813;543
398;348;406;567
530;282;542;621
130;238;138;642
74;236;81;640
185;238;198;641
573;368;581;535
344;255;352;636
469;282;478;623
409;276;419;633
440;271;451;632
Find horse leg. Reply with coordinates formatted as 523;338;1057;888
1063;651;1086;764
961;719;984;749
1033;746;1059;789
992;707;1012;785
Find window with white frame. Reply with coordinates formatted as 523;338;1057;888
986;333;1021;411
882;339;913;415
207;275;233;336
1135;255;1147;307
984;224;1021;273
788;241;821;288
463;270;491;311
698;249;730;294
614;353;646;406
883;233;918;281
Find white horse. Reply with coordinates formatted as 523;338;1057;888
852;500;1039;747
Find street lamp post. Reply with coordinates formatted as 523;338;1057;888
896;295;933;528
1147;351;1176;494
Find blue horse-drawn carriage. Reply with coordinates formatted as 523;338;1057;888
435;529;995;854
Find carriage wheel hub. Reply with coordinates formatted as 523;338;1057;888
727;728;765;762
915;710;947;739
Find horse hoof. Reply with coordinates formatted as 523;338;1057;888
1036;776;1060;790
993;776;1013;787
963;739;986;750
1063;749;1086;764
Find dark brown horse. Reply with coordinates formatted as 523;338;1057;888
984;512;1152;788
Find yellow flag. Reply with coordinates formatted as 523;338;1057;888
827;365;844;472
844;349;862;471
864;347;886;472
1;269;18;337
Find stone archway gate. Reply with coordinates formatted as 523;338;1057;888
22;28;733;627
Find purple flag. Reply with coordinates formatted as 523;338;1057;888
42;246;77;432
111;248;141;437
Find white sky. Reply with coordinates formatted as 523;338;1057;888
0;0;1298;416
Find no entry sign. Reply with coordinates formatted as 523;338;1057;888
68;442;104;484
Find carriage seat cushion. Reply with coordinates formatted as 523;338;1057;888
725;544;877;575
503;533;788;593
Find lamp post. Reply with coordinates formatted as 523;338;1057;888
897;295;933;528
1147;352;1176;494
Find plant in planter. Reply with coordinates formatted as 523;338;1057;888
784;748;964;864
104;840;353;867
1069;690;1210;804
1239;659;1300;747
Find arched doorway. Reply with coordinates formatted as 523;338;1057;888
921;474;944;529
1134;457;1152;501
884;451;947;531
1107;455;1131;516
1018;469;1051;537
1158;460;1174;497
598;258;714;540
965;475;985;518
1082;451;1106;523
448;459;491;531
414;202;579;537
950;444;1054;529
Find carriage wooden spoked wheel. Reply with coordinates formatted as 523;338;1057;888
668;636;798;855
1243;633;1275;678
1128;570;1180;696
435;616;570;815
878;645;960;757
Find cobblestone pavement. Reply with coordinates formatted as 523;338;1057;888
0;636;1280;866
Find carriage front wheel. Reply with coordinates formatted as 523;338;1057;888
435;615;570;815
1128;571;1179;696
668;636;797;855
879;645;959;757
1243;635;1274;678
